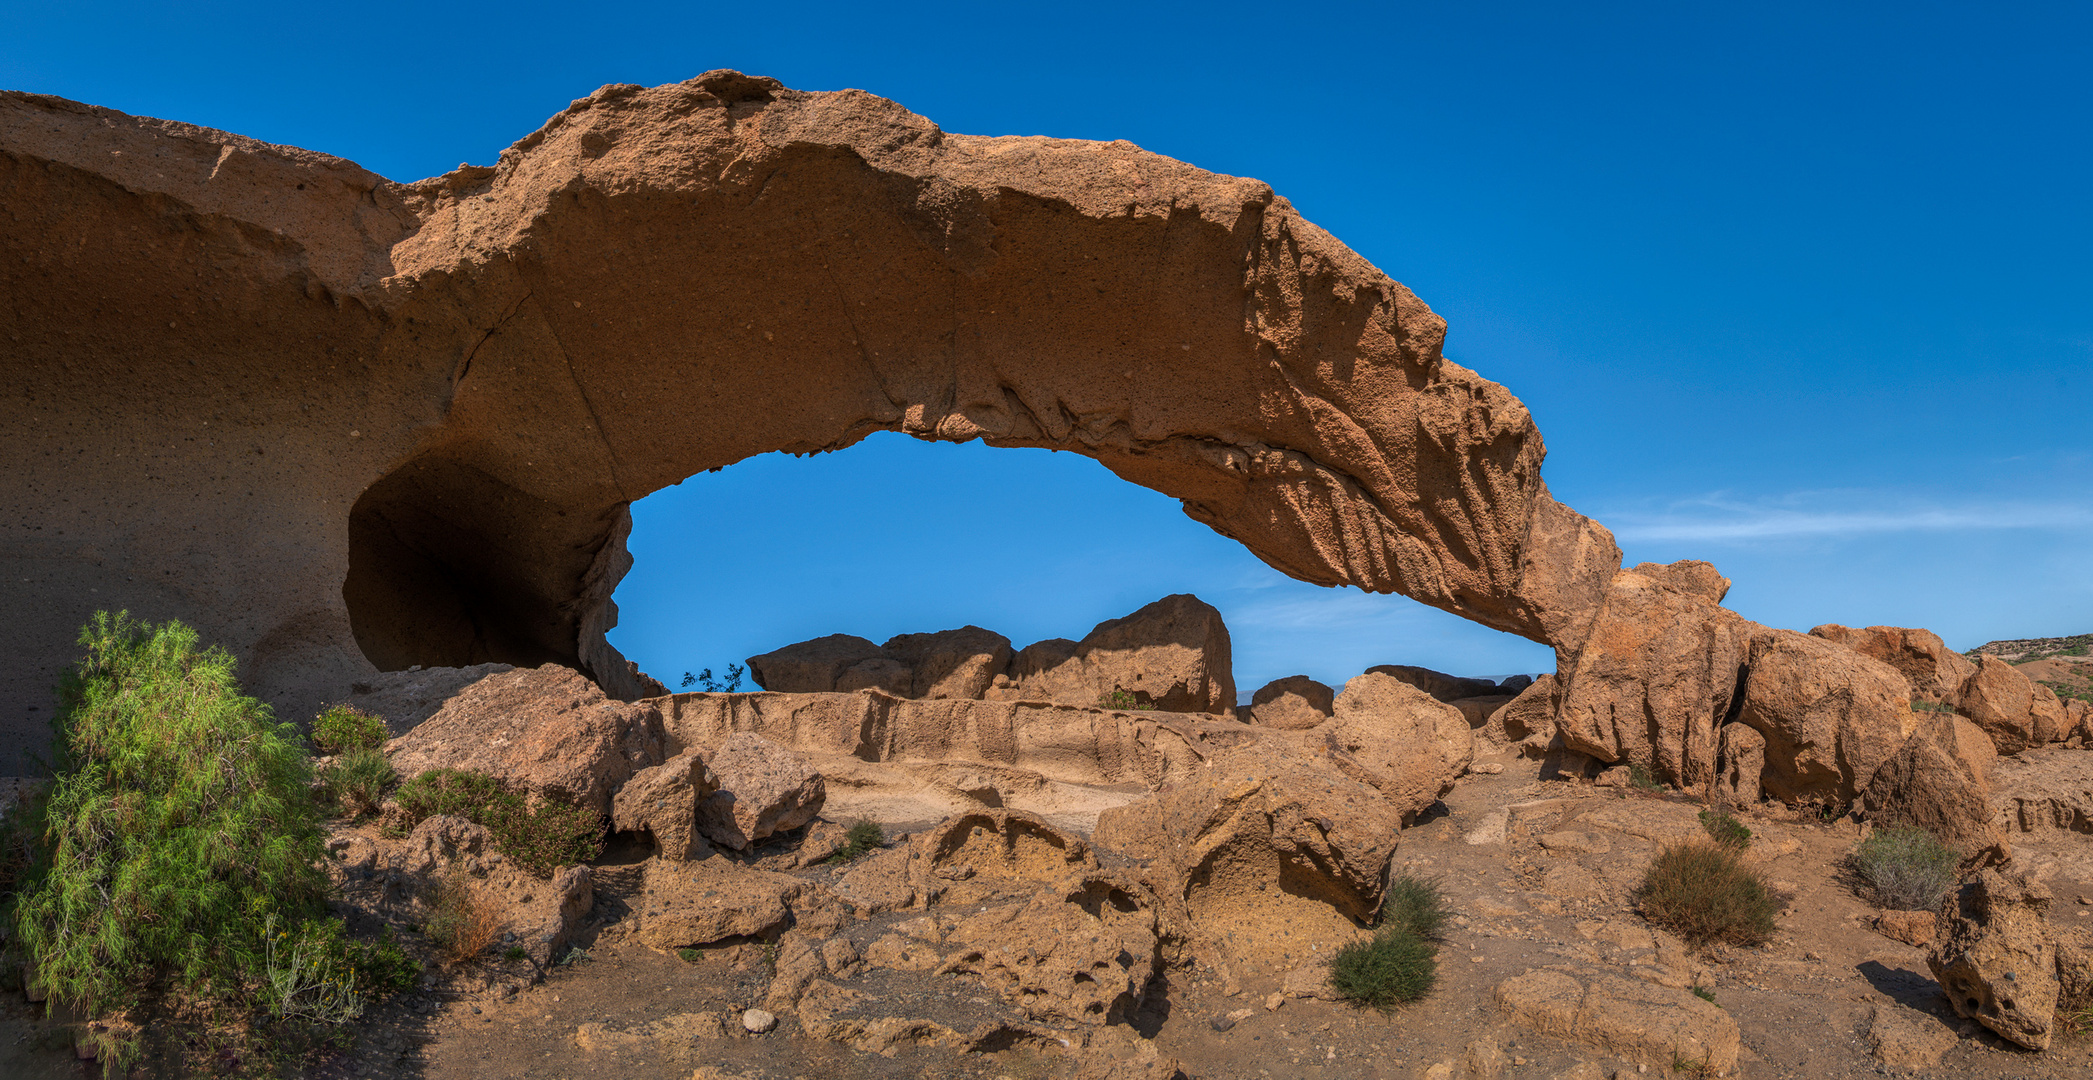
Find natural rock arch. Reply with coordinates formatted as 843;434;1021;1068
0;72;1620;766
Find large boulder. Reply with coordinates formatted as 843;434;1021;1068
1929;870;2069;1050
1361;664;1500;702
1553;562;1754;789
1810;624;1976;704
1319;672;1471;817
611;750;717;860
1244;675;1334;730
1861;712;2001;853
383;664;668;815
939;871;1165;1025
746;634;885;694
1956;655;2069;755
881;626;1014;700
998;594;1236;714
696;732;826;851
1094;745;1401;976
1735;629;1916;804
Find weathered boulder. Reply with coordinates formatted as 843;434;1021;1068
1317;672;1471;817
1362;664;1500;702
1862;712;2001;852
1929;869;2065;1050
1554;562;1754;789
341;662;516;734
383;664;667;815
697;733;826;851
1001;594;1236;714
633;857;823;948
1493;967;1739;1073
834;656;912;695
1714;722;1766;803
1866;1004;1957;1069
611;750;717;860
940;871;1165;1025
747;635;885;694
1957;655;2069;755
1736;629;1915;804
1496;673;1560;753
397;814;498;878
1245;675;1334;730
0;74;1627;774
1810;624;1976;704
2068;699;2093;745
1456;694;1521;747
380;814;594;967
1990;746;2093;836
1094;745;1401;972
882;626;1014;700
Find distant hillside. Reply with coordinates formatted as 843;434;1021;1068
1968;633;2091;663
1972;632;2093;706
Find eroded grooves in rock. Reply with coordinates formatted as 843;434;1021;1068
0;72;1622;768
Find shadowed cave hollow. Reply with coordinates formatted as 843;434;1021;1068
343;434;1555;699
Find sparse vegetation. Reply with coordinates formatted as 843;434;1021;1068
682;664;747;691
1098;688;1143;711
828;819;885;864
1852;826;1957;911
1637;840;1779;948
1628;763;1666;793
425;872;505;964
1691;984;1719;1005
312;703;389;754
676;947;704;963
388;768;605;877
1330;873;1446;1010
316;745;397;819
1698;808;1752;849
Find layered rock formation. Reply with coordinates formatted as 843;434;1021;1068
0;72;1624;771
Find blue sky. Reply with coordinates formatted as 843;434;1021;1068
10;2;2087;697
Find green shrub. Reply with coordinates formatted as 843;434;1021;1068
11;612;330;1018
828;819;884;864
260;916;418;1023
1627;763;1666;792
312;704;388;755
389;768;604;877
316;746;396;819
1691;984;1719;1005
1379;873;1450;941
1698;808;1752;849
1329;928;1437;1009
1853;826;1957;911
1637;841;1779;948
1097;688;1143;711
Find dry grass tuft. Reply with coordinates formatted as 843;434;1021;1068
1637;840;1779;949
425;873;505;964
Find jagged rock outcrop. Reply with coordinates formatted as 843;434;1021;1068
1810;624;1976;704
0;73;1623;772
996;595;1236;714
1957;655;2070;755
1929;869;2075;1050
696;733;826;851
1991;746;2093;836
1363;664;1502;702
611;750;716;860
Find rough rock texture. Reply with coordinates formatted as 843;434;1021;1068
1553;562;1754;789
1866;1004;1957;1068
1244;675;1334;730
746;635;884;695
1493;967;1739;1073
1956;655;2069;755
611;750;717;860
882;627;1015;700
0;74;1627;769
696;733;826;851
633;858;825;948
1862;712;2001;852
833;809;1098;914
1990;746;2093;836
1735;630;1915;804
1928;869;2064;1050
1093;746;1401;975
340;663;517;734
1714;722;1767;804
1362;664;1500;702
998;595;1235;714
1810;624;1976;704
1318;672;1472;818
334;813;594;967
383;664;668;815
939;871;1165;1025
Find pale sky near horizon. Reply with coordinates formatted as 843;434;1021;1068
8;2;2086;698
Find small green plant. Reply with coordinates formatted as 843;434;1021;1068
311;703;389;755
12;613;330;1022
1852;826;1957;911
503;945;528;963
559;946;590;966
1097;688;1143;711
316;745;397;819
1328;928;1437;1010
1637;840;1779;949
761;939;779;972
389;768;605;877
1698;808;1752;849
261;914;365;1024
676;947;703;963
1378;873;1450;941
681;664;746;691
1627;763;1666;792
827;819;884;865
1691;984;1718;1005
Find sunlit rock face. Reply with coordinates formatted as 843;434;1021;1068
0;71;1622;770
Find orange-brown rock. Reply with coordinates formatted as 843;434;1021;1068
1990;746;2093;837
611;750;716;860
1317;672;1471;818
1553;562;1754;788
747;635;886;695
0;73;1623;770
1929;870;2066;1050
1736;630;1915;804
997;594;1236;714
1810;624;1976;703
1361;664;1500;702
1861;712;2001;853
1956;655;2069;755
383;664;668;815
881;626;1015;700
1244;675;1334;730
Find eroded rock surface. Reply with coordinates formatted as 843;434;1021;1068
697;733;826;851
612;750;716;860
1317;672;1471;818
1929;869;2066;1049
1244;675;1335;730
1863;712;2001;852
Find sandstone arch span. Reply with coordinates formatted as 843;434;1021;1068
0;72;1621;768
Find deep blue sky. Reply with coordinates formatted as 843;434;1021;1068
10;3;2087;696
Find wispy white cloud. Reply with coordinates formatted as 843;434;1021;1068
1605;492;2093;544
